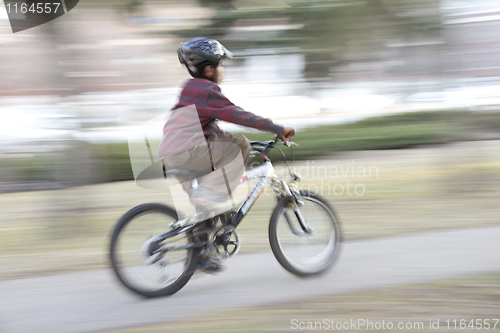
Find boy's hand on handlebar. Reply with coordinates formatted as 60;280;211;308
280;126;296;141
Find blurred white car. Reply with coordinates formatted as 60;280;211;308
0;106;78;154
404;85;500;111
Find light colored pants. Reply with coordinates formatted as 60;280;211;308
163;132;251;196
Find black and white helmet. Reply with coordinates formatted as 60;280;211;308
177;37;233;77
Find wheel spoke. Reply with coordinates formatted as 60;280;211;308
110;204;199;297
164;257;187;267
269;191;341;276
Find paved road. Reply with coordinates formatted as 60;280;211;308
1;226;500;333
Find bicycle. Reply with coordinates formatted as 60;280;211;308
109;134;342;297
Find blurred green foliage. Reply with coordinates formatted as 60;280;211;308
246;110;500;162
0;142;133;189
1;110;500;189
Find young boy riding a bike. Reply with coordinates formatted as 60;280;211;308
157;37;296;272
110;38;340;295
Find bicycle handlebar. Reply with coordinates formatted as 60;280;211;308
250;134;298;155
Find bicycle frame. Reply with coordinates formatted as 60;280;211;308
157;136;306;244
154;161;276;244
231;160;276;228
110;132;341;297
234;151;310;234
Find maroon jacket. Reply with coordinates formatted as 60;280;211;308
158;78;283;156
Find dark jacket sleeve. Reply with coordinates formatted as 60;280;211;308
203;85;284;135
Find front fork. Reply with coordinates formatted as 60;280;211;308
278;181;313;235
284;205;313;236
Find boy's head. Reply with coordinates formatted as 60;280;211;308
177;37;233;83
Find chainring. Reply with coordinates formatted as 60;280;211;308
208;226;241;260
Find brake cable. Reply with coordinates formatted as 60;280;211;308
275;146;294;179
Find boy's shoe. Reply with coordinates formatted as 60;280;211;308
188;186;232;209
196;246;226;274
196;258;225;274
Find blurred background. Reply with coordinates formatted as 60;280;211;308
0;0;500;331
1;0;499;186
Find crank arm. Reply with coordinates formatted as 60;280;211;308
163;242;207;252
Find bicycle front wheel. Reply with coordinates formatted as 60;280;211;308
110;203;199;297
269;190;341;276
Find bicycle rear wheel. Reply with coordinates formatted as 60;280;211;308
269;190;341;276
110;203;199;297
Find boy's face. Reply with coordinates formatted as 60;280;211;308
213;63;224;84
203;62;224;84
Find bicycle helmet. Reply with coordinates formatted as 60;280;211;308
178;37;233;78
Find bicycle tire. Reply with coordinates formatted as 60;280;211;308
269;190;342;276
110;203;199;297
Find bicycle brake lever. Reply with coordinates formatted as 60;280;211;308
283;141;298;148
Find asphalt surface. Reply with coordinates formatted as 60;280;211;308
1;226;500;333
